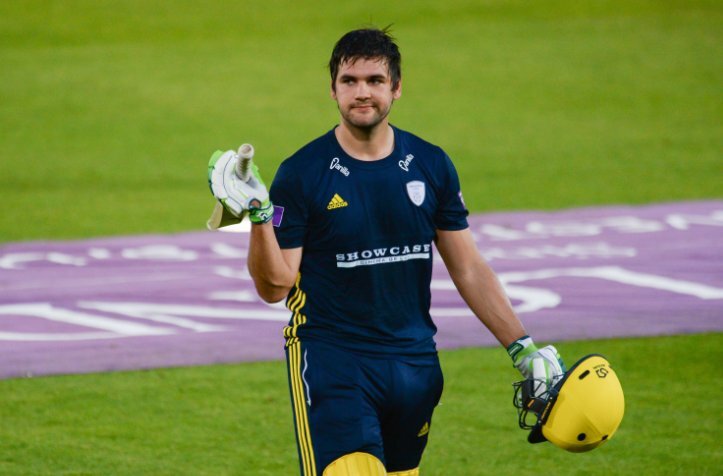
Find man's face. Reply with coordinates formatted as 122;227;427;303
331;57;402;131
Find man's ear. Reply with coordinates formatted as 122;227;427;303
392;79;402;99
330;82;337;100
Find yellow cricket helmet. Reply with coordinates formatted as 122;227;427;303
513;354;625;452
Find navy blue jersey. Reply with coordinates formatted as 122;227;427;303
270;126;468;356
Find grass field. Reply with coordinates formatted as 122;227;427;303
1;1;721;475
0;0;721;242
1;334;721;475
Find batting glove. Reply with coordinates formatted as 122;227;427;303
247;197;274;225
207;146;273;227
507;336;566;396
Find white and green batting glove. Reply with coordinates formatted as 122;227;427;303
207;144;273;227
507;335;566;396
247;197;273;224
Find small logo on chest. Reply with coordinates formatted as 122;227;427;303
327;193;349;210
399;154;414;171
406;181;426;206
329;157;350;176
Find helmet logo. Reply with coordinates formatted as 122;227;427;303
595;367;609;378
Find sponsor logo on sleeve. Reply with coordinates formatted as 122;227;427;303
272;205;285;227
458;190;467;210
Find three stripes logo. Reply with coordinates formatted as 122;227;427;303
327;193;348;210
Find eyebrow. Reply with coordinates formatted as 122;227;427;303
338;73;388;82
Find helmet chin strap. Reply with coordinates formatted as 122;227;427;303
513;376;564;433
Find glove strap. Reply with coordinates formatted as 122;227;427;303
248;200;274;225
506;335;537;364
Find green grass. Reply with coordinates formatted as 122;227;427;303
1;0;721;242
0;333;720;475
1;3;721;475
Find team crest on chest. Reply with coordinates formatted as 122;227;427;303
406;181;426;206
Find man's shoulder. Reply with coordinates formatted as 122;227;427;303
393;126;446;158
280;129;335;171
272;129;336;191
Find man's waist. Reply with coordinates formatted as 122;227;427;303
284;324;437;359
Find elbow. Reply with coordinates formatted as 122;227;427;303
256;286;289;304
247;259;297;304
252;275;294;304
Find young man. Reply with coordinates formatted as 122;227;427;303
212;28;565;476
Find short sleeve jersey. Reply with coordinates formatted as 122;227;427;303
271;126;468;356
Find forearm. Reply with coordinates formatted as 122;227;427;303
247;223;298;302
451;259;526;348
437;230;564;393
436;228;526;347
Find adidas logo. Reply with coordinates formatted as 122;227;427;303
327;193;349;210
417;422;430;437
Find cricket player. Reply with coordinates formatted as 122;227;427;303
209;28;565;476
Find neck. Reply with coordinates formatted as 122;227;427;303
334;120;394;161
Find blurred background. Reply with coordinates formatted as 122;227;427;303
1;0;720;242
0;2;721;474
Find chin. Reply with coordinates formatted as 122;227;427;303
347;113;388;129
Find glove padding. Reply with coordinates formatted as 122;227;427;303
508;336;565;396
206;201;246;230
207;148;272;229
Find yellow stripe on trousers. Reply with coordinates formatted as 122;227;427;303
289;341;316;476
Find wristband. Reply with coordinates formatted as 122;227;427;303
507;335;537;363
248;200;274;225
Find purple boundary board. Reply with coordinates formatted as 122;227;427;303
1;201;721;379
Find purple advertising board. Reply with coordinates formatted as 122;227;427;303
1;201;721;379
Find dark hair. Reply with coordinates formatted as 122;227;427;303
329;27;401;91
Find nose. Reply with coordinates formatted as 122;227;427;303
355;81;371;99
